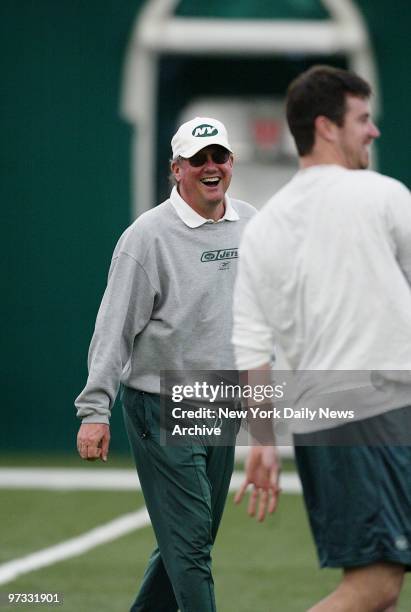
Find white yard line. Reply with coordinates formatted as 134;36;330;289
0;507;150;586
0;468;302;493
0;468;301;586
0;468;141;491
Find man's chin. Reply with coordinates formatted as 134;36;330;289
361;147;372;169
204;193;225;206
355;152;370;170
360;155;370;170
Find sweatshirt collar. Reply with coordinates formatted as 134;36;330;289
170;186;239;228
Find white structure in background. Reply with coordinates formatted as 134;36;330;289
121;0;379;217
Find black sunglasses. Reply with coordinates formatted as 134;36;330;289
182;148;231;167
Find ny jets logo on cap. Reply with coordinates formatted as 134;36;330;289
192;124;218;137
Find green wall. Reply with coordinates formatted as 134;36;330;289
1;1;410;453
1;0;144;453
358;1;411;185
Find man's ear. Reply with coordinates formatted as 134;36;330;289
314;115;339;143
171;159;181;182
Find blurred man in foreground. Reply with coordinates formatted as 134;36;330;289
233;66;411;611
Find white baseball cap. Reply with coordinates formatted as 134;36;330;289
171;116;232;159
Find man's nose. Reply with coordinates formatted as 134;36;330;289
369;122;380;139
204;154;216;164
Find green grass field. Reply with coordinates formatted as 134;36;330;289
1;458;411;611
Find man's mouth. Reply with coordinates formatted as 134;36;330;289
200;177;221;187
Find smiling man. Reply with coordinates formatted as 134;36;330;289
75;117;255;611
171;120;235;219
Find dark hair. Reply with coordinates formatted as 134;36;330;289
286;65;372;156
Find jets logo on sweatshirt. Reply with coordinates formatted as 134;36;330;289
201;248;238;262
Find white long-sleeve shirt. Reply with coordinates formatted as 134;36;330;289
233;165;411;428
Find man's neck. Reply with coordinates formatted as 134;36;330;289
192;201;225;221
299;145;348;170
178;189;226;221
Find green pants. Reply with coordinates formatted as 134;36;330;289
122;388;235;612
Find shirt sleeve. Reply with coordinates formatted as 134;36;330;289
232;224;275;370
75;252;157;423
385;181;411;286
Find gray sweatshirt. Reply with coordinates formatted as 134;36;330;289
75;189;256;423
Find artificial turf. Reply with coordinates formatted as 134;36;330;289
1;488;411;611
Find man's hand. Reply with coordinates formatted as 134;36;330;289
77;423;110;462
234;446;281;522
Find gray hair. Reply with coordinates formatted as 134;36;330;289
169;157;181;187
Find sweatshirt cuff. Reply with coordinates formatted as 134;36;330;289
80;414;110;425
